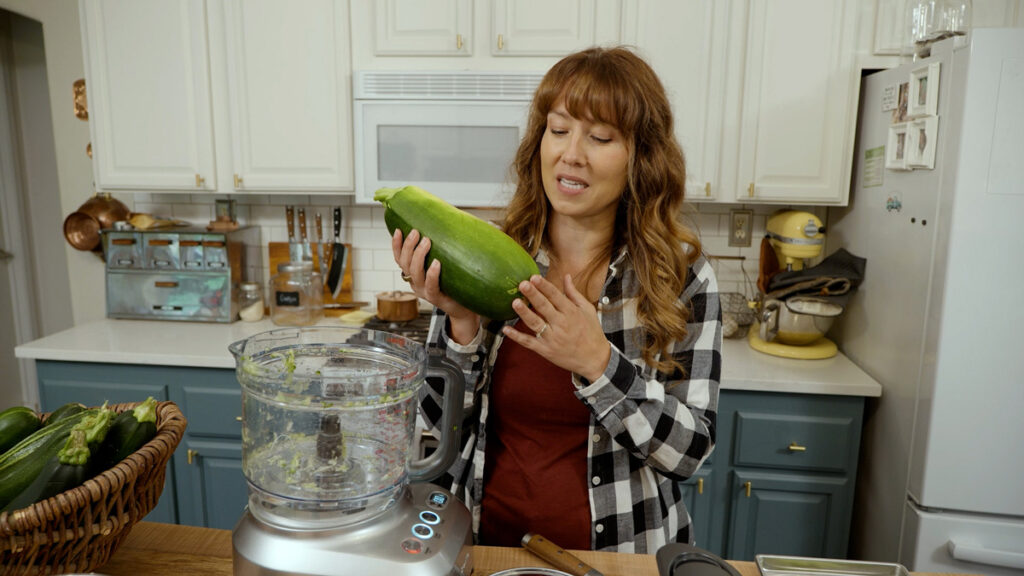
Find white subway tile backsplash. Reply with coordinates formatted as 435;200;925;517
372;249;398;271
170;203;212;221
354;269;396;295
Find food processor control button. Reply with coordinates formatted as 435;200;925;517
412;524;435;539
427;491;449;509
401;538;423;554
419;510;441;525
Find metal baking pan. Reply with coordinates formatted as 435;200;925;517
756;555;909;576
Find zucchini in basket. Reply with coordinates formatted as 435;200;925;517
0;405;113;512
0;406;41;454
98;397;159;470
44;401;87;427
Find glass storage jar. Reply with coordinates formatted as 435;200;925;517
269;262;324;326
906;0;971;59
238;282;265;322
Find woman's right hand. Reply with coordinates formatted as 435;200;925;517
392;229;479;344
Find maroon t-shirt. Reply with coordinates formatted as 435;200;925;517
479;320;593;549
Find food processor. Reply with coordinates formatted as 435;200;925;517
229;327;472;576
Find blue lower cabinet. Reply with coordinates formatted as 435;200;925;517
726;470;850;560
174;438;248;530
681;467;716;553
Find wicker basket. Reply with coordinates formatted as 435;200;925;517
0;401;186;576
721;292;757;339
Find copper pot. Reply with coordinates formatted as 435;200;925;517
63;192;131;252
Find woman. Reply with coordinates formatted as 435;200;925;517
392;46;721;553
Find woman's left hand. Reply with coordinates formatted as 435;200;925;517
502;274;612;382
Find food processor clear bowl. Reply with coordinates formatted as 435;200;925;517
230;327;431;530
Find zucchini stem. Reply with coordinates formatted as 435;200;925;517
133;397;158;424
373;186;401;205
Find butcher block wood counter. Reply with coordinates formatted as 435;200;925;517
97;522;970;576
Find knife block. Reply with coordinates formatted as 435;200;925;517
268;242;353;315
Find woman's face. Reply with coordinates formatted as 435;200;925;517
540;102;629;222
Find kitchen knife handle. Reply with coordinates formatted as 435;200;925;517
298;208;308;239
286;205;295;239
315;213;323;243
333;207;341;240
522;533;603;576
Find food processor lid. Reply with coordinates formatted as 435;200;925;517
229;326;427;405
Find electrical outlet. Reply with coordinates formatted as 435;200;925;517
728;209;753;247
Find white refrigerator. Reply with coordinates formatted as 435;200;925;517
827;29;1024;575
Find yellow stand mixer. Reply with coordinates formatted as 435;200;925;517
749;211;841;360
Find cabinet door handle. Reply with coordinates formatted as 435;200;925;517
788;442;807;452
497;33;504;51
744;481;752;498
195;174;205;188
697;478;704;495
456;34;463;50
187;448;198;465
705;182;711;197
748;182;755;197
235;416;243;422
234;174;244;188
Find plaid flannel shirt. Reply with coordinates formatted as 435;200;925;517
419;247;721;553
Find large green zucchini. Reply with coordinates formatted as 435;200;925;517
375;185;539;321
0;406;41;454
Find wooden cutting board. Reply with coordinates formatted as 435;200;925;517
267;242;360;315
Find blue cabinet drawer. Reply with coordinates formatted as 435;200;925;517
179;385;242;438
733;412;855;473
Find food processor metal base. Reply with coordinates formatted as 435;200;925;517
233;483;473;576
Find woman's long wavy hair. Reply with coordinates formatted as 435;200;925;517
503;46;701;376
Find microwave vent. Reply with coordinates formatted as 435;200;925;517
355;71;543;101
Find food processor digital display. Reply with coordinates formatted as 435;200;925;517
428;492;449;508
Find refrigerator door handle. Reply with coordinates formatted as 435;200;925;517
947;540;1024;570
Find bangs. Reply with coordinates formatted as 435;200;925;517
544;61;637;135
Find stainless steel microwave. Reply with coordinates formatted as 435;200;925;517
353;70;543;207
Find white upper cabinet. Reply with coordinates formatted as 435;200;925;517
371;0;473;56
731;0;860;205
80;0;353;193
221;0;352;191
351;0;621;69
625;0;860;206
490;0;597;56
623;0;732;202
80;0;215;191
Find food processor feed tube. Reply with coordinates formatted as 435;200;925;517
229;327;472;576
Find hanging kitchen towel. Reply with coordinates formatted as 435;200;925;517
766;248;867;307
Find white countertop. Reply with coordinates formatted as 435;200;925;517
15;319;881;397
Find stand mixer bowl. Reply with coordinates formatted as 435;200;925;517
229;327;464;531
